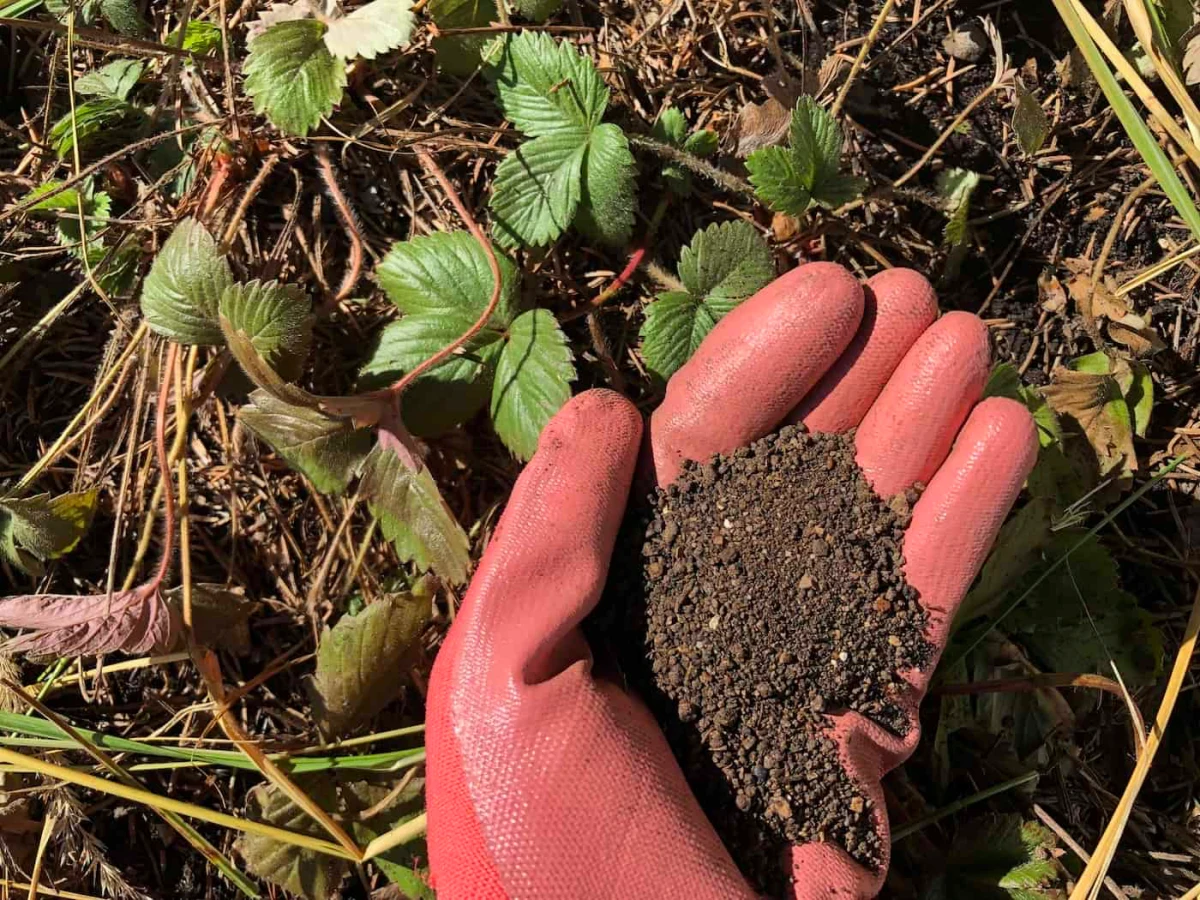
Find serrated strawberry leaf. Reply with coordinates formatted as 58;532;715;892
21;181;83;212
305;588;429;736
74;58;144;100
0;490;98;576
239;390;373;494
509;0;562;21
490;128;588;247
746;145;811;216
376;230;520;323
429;0;496;75
920;815;1059;900
485;31;607;136
490;308;574;460
236;778;348;900
358;315;505;437
573;122;637;248
677;219;774;300
359;434;470;583
652;107;688;146
639;292;723;382
140;218;233;345
166;20;223;54
48;98;143;158
99;0;148;35
641;221;773;380
323;0;414;60
244;19;346;137
219;279;314;381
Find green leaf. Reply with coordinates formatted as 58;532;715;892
1012;88;1049;155
306;590;429;736
375;230;520;323
983;362;1023;401
640;291;724;382
957;498;1054;627
921;815;1059;900
683;128;719;156
652;107;687;146
359;437;471;583
490;308;574;460
21;180;82;212
48;98;142;158
788;95;840;189
938;167;982;247
677;219;774;301
489;128;588;247
236;778;348;900
323;0;414;60
239;390;373;494
140;217;234;345
508;0;562;21
358;315;505;436
85;239;142;296
54;190;110;250
640;221;773;381
345;779;432;897
1128;361;1154;437
244;19;346;137
74;58;144;101
811;172;867;208
485;32;607;136
429;0;496;75
166;20;223;55
0;490;98;576
573;122;637;247
99;0;148;34
219;279;314;381
746;145;811;216
1005;530;1164;688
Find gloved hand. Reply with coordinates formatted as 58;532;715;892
425;263;1038;899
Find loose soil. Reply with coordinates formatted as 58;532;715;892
608;426;931;896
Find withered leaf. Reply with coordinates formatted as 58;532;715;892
733;68;803;158
1041;367;1136;476
0;585;178;659
1037;270;1066;314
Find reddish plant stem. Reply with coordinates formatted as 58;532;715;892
149;342;179;593
389;150;503;400
313;145;365;304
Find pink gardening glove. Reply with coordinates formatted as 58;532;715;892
425;263;1038;899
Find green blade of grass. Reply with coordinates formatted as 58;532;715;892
1053;0;1200;239
0;711;424;773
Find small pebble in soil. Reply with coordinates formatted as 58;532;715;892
607;425;932;897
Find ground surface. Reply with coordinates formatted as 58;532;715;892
2;0;1200;899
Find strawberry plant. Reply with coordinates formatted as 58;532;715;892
639;220;774;380
244;0;415;135
650;107;720;197
746;96;866;217
484;31;637;248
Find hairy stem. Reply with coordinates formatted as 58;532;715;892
627;134;757;200
388;150;503;399
313;146;365;303
149;343;179;593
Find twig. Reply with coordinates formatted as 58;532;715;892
831;0;897;118
220;153;280;251
893;82;1006;187
627;134;757;200
0;17;222;69
392;149;503;399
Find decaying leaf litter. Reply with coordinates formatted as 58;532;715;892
2;0;1200;897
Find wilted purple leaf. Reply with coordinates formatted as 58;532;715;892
0;585;179;658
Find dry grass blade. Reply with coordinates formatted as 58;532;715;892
4;680;260;897
1122;0;1200;143
191;647;364;861
0;745;355;858
1068;582;1200;900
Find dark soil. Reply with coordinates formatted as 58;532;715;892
608;426;931;897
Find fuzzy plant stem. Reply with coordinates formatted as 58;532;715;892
626;134;758;201
388;150;503;400
149;342;179;593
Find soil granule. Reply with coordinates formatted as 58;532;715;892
608;425;933;896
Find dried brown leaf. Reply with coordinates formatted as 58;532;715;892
1108;314;1166;357
1042;367;1136;476
0;586;178;658
1184;22;1200;85
1038;270;1067;313
733;68;802;157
